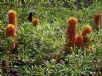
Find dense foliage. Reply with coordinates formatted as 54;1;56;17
0;0;102;76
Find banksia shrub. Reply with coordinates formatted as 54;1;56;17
32;18;39;26
5;24;16;38
66;17;78;47
81;25;92;43
7;10;17;26
75;35;83;48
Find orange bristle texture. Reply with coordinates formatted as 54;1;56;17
5;24;16;38
7;10;17;26
82;26;92;36
81;25;92;43
67;17;78;27
94;12;101;26
75;35;83;48
32;18;39;26
66;17;78;47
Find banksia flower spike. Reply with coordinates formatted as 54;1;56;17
32;18;39;26
5;24;16;38
81;25;92;43
93;12;101;30
7;10;17;27
75;35;83;48
66;17;78;47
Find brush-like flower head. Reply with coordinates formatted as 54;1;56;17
81;25;92;43
32;18;39;26
5;24;16;38
82;25;92;36
67;17;78;27
66;17;78;47
7;10;17;26
75;35;83;48
94;12;101;26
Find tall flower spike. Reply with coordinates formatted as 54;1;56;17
75;35;83;48
5;24;16;38
67;17;78;27
82;25;92;36
81;25;92;43
7;10;17;27
66;17;78;47
94;13;101;27
32;18;39;26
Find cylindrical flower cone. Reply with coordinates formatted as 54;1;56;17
67;17;78;27
75;35;83;48
82;25;92;36
66;17;78;47
94;12;101;29
5;24;16;38
81;25;92;43
32;18;39;26
66;27;76;47
7;10;17;27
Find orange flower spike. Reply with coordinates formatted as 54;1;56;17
94;12;101;26
66;17;78;47
32;18;39;26
66;27;76;46
82;25;92;36
5;24;16;38
7;10;17;26
75;35;83;48
81;25;92;43
67;17;78;27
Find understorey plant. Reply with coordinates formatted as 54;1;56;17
64;17;92;54
63;17;78;54
5;10;17;54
